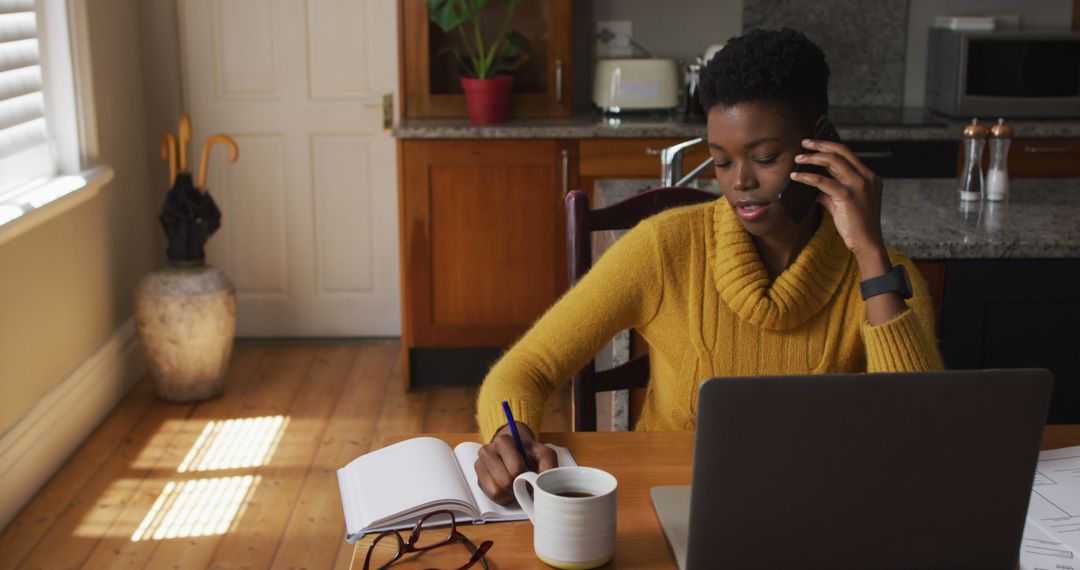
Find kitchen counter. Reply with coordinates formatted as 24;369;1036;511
592;177;1080;430
594;178;1080;259
395;111;1080;141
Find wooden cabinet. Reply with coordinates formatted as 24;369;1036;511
1007;138;1080;177
577;138;714;203
578;138;714;179
940;259;1080;423
399;0;573;118
913;261;946;339
961;137;1080;178
399;139;577;386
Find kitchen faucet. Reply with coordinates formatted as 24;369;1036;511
652;138;714;187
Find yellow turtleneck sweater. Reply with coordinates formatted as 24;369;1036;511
476;198;943;441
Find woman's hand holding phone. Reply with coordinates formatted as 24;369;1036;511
792;141;910;326
790;139;888;272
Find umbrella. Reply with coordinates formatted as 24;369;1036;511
157;114;238;264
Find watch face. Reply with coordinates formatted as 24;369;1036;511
898;264;913;298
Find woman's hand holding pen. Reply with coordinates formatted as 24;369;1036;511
475;422;558;505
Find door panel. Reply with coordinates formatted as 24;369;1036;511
213;0;277;97
306;0;370;99
312;135;375;293
221;135;287;294
181;0;400;336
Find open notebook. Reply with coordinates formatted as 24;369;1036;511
337;436;576;542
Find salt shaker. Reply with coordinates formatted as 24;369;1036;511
959;118;988;202
986;118;1013;202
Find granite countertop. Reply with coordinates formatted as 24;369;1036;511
395;110;1080;141
595;178;1080;259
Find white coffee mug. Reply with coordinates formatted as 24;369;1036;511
512;466;618;569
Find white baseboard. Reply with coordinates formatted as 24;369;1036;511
0;318;146;530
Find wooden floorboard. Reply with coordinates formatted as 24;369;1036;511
0;378;158;566
17;393;197;568
136;345;307;570
0;341;579;570
209;346;348;569
270;344;397;570
87;345;276;570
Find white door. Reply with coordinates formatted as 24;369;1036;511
178;0;400;337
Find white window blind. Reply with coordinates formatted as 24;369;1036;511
0;0;54;195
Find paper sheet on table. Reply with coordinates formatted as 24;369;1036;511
1021;518;1078;570
1027;446;1080;554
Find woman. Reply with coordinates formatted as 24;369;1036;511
473;28;943;504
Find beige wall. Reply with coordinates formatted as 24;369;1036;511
0;0;181;436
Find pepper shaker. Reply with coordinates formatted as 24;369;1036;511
986;118;1013;202
684;59;705;120
959;118;988;202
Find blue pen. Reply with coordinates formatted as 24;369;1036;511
502;400;536;472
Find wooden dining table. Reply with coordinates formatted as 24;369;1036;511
350;426;1080;570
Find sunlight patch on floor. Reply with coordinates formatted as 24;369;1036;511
177;415;289;473
126;415;288;540
74;414;291;541
130;475;259;541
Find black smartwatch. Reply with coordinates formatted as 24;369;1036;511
860;264;913;300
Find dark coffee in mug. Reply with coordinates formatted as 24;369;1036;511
514;466;619;568
554;491;595;498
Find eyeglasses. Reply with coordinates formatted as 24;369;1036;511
362;510;493;570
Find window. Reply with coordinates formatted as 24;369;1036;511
0;0;53;193
0;0;111;241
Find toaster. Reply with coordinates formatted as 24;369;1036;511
592;58;680;113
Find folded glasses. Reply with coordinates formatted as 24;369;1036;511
362;510;493;570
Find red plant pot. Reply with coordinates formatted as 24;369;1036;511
461;75;514;125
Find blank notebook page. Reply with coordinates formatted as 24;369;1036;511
349;437;474;528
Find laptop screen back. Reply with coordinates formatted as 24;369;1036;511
686;370;1052;570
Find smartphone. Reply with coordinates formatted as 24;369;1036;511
777;117;842;225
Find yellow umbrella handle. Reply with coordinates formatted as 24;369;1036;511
160;133;178;187
197;134;240;189
178;114;192;172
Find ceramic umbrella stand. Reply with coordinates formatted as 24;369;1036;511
136;116;239;403
136;264;235;401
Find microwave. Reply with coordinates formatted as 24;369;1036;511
925;28;1080;118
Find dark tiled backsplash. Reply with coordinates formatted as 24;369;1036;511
743;0;909;108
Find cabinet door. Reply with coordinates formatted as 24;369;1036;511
400;139;574;348
941;259;1080;424
914;261;945;339
401;0;572;118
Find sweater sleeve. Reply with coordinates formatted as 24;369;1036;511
860;251;945;372
475;220;666;442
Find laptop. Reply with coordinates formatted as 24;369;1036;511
651;369;1053;570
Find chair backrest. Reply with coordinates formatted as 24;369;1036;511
565;186;718;431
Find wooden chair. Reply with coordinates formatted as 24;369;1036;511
565;186;718;431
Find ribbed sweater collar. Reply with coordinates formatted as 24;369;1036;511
708;199;851;330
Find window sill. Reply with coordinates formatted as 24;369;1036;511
0;165;115;247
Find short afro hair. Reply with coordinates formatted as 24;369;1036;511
700;28;830;132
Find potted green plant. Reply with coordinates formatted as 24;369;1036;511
429;0;532;125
